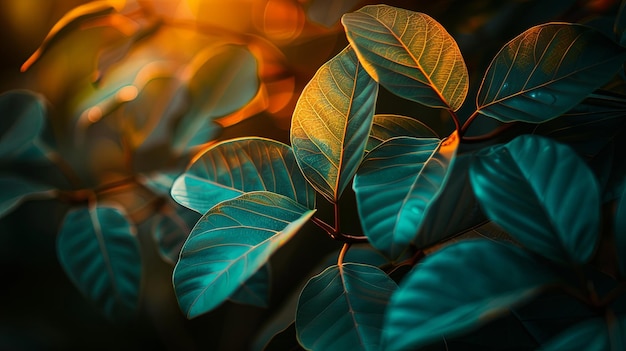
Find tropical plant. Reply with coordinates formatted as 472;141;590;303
167;3;626;350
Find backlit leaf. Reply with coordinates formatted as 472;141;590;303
290;46;378;203
383;240;556;351
353;133;459;258
366;114;438;153
173;192;315;318
477;23;626;123
616;185;626;276
0;175;55;219
470;135;600;264
342;5;469;111
296;263;397;351
57;206;141;322
0;91;49;161
229;264;271;308
540;317;626;351
171;137;315;214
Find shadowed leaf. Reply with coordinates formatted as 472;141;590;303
0;90;50;161
366;114;438;153
540;317;626;351
342;5;469;111
290;46;378;203
616;185;626;277
152;204;201;265
229;264;271;308
0;175;55;219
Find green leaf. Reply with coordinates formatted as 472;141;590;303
152;204;201;265
616;0;626;46
616;185;626;276
540;316;626;351
171;137;315;214
342;5;469;111
57;206;141;322
383;240;556;351
470;135;600;264
477;23;626;123
173;44;259;153
353;133;459;258
0;175;55;219
366;114;438;153
173;191;315;318
0;90;49;161
290;46;378;203
229;264;271;308
296;263;397;351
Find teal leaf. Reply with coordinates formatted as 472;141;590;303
171;137;315;214
383;240;556;351
366;114;438;153
152;204;201;265
296;263;397;351
353;133;459;258
0;90;50;161
342;5;469;111
229;264;271;308
470;135;600;264
139;171;179;196
616;185;626;276
173;191;315;318
57;206;141;322
0;175;55;218
290;46;378;203
540;317;626;351
477;23;626;123
616;0;626;46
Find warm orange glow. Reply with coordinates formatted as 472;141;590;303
87;106;104;123
117;85;139;102
255;0;305;42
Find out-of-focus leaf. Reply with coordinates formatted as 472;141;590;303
342;5;469;111
306;0;361;27
152;204;201;265
477;23;626;123
290;46;377;203
173;192;315;318
229;264;271;308
540;317;626;351
470;135;600;265
139;171;179;196
296;263;397;351
353;133;459;259
263;323;304;351
20;1;117;72
616;0;626;46
0;91;49;161
0;175;55;219
383;240;556;351
171;137;315;214
173;44;259;153
616;185;626;277
366;114;438;153
57;206;141;322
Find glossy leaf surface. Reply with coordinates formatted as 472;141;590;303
353;133;458;258
366;114;438;153
616;185;626;276
383;240;556;351
290;46;377;203
540;317;625;351
342;5;468;111
229;264;271;308
0;175;55;219
470;135;600;264
171;137;315;214
57;206;141;322
173;192;315;318
296;263;397;351
0;91;48;160
477;23;626;123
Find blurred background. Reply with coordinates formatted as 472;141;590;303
0;0;621;350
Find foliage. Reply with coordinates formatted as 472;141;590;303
3;0;626;350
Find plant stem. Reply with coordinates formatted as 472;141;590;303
447;108;461;134
47;150;83;188
311;216;338;240
460;123;516;143
460;110;480;137
338;243;351;266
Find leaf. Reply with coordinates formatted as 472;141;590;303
263;323;304;351
173;44;259;153
477;23;626;123
229;264;271;308
342;5;469;111
353;133;459;258
290;46;378;203
366;114;438;153
540;317;626;351
152;204;201;265
0;90;49;161
57;206;141;322
306;0;361;27
20;1;117;72
171;137;315;214
173;192;315;318
616;185;626;277
616;0;626;47
0;175;55;219
296;263;397;351
382;240;556;351
470;135;600;264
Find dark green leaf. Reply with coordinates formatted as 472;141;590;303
57;206;141;322
152;203;201;265
470;135;600;264
173;192;315;318
342;5;469;111
477;23;626;123
616;0;626;46
353;134;458;258
540;316;626;351
263;323;304;351
229;264;271;308
616;185;626;276
366;114;438;153
296;263;397;351
171;137;315;214
0;90;49;161
383;240;556;351
290;46;378;203
0;175;55;218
